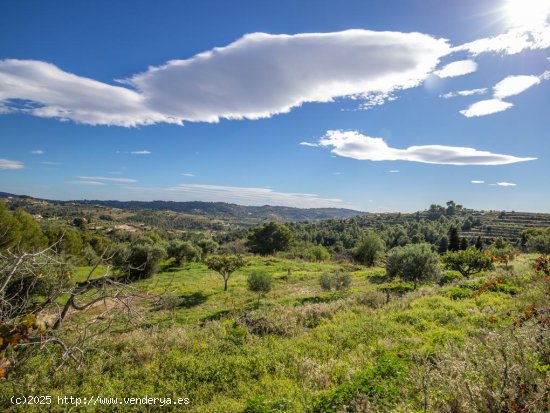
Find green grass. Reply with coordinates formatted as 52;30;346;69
1;254;547;412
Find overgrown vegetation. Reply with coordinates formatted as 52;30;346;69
0;199;549;412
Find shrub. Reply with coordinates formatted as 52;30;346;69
167;240;201;265
318;271;351;292
438;270;463;285
247;271;273;304
442;247;493;278
114;240;167;281
386;243;440;287
444;287;471;300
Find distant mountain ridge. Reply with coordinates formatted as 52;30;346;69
0;192;366;222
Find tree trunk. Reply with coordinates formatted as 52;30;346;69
224;278;228;291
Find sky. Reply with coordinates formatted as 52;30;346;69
0;0;549;212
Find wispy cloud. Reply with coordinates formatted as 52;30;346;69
434;59;477;78
0;30;450;126
67;180;105;186
77;176;137;183
130;150;151;155
313;130;536;165
31;149;44;155
164;184;349;208
0;158;24;170
299;142;319;147
181;173;195;177
42;161;63;166
440;88;488;99
389;170;400;173
454;25;550;56
471;180;485;184
490;182;517;186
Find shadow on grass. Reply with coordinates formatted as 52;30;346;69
179;292;209;309
201;309;232;324
367;274;389;284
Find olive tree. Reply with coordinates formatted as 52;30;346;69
386;243;440;288
205;255;245;291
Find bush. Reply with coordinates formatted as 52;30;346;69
167;240;201;265
442;247;493;278
318;271;351;292
438;270;463;285
247;271;273;304
444;287;471;300
114;240;167;281
386;243;440;287
353;230;385;266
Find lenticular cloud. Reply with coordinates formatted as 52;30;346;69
0;30;450;126
315;130;536;165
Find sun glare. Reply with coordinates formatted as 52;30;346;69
504;0;550;28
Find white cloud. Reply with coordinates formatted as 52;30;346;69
181;173;195;177
130;150;151;155
314;130;535;165
440;88;488;98
460;71;547;117
471;180;485;184
165;184;348;208
31;149;44;155
389;170;400;173
493;75;541;99
0;60;179;127
434;59;477;78
299;142;319;147
455;26;550;55
77;176;137;183
68;180;105;186
0;158;24;170
491;182;517;186
0;30;450;126
459;99;514;117
42;161;63;165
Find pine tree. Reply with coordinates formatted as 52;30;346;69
449;226;460;252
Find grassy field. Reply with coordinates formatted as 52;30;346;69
1;255;548;412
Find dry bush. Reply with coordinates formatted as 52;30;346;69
420;320;549;412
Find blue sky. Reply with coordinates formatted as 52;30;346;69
0;0;549;212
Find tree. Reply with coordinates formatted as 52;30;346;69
205;255;245;291
448;226;460;252
13;209;47;252
247;270;273;304
0;203;20;250
0;243;158;379
459;237;468;251
167;240;201;265
442;247;493;278
386;243;440;288
247;222;292;255
438;236;449;254
353;230;385;266
475;236;483;250
114;241;167;281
